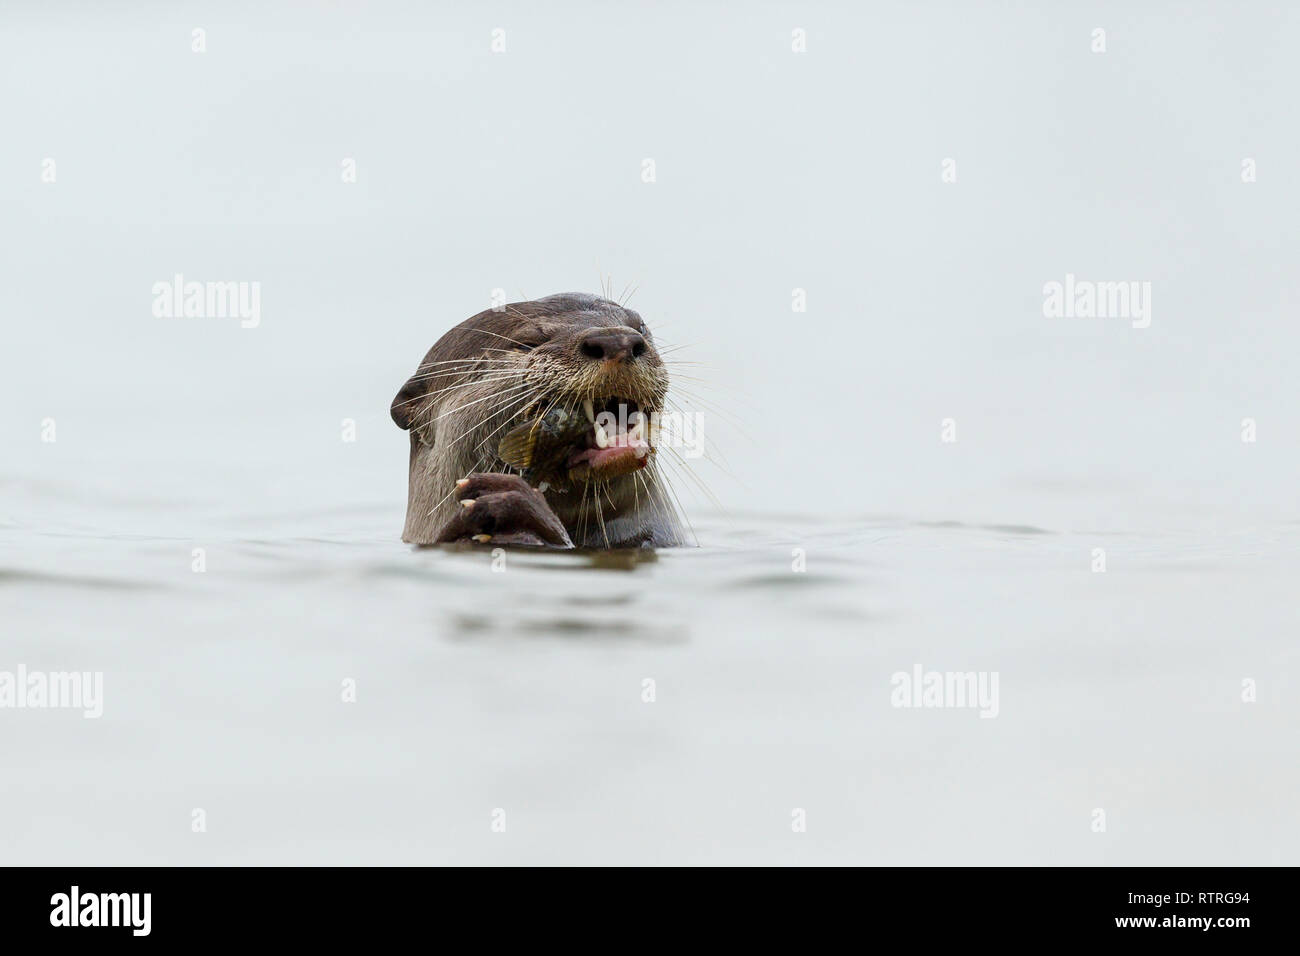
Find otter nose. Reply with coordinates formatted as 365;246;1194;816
578;328;648;364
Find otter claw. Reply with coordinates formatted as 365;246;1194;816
435;473;574;548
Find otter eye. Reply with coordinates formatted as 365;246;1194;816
509;330;545;352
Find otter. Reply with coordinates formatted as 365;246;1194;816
390;293;687;548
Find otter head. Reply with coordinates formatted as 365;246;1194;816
391;293;681;546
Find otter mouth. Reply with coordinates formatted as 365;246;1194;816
565;397;652;481
496;394;655;489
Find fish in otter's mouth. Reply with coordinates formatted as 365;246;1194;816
497;396;656;490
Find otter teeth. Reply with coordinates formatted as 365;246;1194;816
586;398;611;448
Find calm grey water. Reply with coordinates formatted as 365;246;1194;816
2;1;1297;865
3;466;1296;865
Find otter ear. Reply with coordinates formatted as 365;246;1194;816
390;374;426;431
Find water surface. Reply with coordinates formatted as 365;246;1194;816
3;472;1294;865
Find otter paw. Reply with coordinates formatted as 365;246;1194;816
435;474;574;548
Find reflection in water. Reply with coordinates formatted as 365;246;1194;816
432;543;683;642
427;541;660;572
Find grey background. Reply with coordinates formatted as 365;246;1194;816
1;1;1296;865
